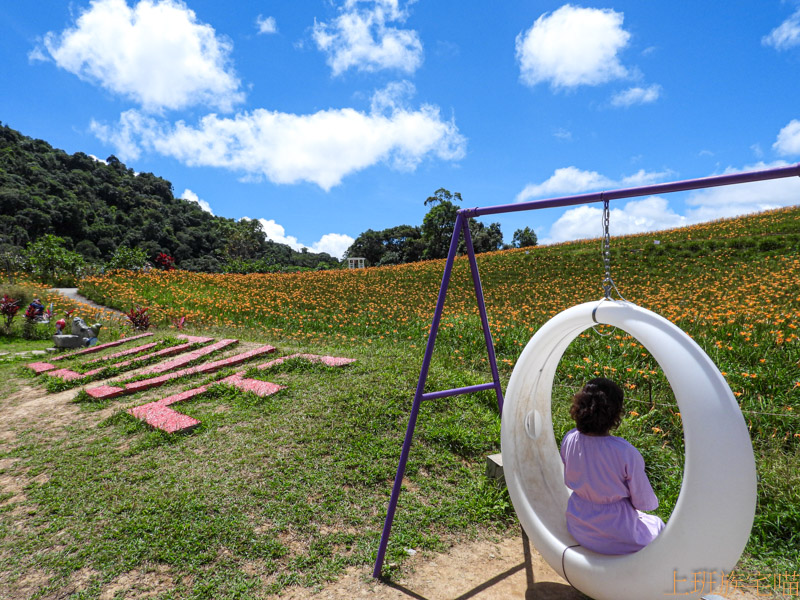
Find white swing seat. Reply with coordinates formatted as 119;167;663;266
501;300;756;600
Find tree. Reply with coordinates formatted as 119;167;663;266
106;245;147;271
223;219;266;260
469;221;504;253
421;188;462;260
25;234;85;283
512;226;538;248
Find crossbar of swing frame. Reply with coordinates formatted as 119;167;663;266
372;161;800;578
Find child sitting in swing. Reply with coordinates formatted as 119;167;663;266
560;377;665;554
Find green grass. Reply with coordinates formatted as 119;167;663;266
0;335;514;599
1;207;798;598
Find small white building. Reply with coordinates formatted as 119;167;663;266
347;257;366;269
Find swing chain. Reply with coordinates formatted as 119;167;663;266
599;197;626;303
602;197;613;299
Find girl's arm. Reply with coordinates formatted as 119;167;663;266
626;450;659;512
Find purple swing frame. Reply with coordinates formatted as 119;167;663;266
373;162;800;577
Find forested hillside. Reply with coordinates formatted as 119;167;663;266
0;122;338;272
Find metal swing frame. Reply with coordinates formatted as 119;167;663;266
373;162;800;577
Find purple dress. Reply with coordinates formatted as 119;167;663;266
560;428;665;554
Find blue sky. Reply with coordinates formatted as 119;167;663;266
2;1;800;258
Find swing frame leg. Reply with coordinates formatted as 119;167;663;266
373;213;504;578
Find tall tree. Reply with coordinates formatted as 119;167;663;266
512;226;538;248
421;188;462;260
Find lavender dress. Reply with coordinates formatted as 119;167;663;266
560;428;666;554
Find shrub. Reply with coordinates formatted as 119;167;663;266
125;305;150;331
1;294;21;334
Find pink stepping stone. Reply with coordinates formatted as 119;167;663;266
141;339;238;375
254;353;356;370
45;368;86;382
175;334;215;344
85;385;125;400
27;362;58;374
25;333;155;373
127;386;209;433
214;353;353;397
84;342;159;364
218;373;285;397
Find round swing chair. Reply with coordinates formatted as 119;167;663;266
501;205;757;600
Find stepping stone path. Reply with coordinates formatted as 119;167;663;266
34;334;216;382
45;342;196;382
85;343;273;399
26;332;155;374
25;332;355;434
128;353;356;433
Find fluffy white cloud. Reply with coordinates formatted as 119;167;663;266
539;161;800;244
763;9;800;50
180;188;213;214
683;161;800;222
543;196;686;244
254;218;303;251
310;233;356;258
37;0;243;112
773;119;800;156
516;5;631;89
313;0;423;75
256;15;277;35
91;83;466;190
252;218;354;259
516;166;671;203
611;84;661;108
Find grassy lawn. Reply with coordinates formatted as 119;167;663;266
1;207;798;598
0;333;514;599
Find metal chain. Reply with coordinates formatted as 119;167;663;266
602;197;612;299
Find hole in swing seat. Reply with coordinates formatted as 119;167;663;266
524;409;542;440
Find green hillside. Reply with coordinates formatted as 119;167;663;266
0;122;338;273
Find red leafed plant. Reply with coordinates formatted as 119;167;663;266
126;306;151;331
172;315;187;330
23;304;38;322
155;253;175;271
23;304;38;339
1;294;20;333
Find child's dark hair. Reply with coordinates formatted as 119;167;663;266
570;377;624;435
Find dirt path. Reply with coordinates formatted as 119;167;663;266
49;287;125;315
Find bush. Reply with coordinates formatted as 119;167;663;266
106;246;148;271
125;306;150;331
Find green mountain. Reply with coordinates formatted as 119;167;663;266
0;122;339;272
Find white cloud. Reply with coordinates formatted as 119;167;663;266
252;218;354;259
516;166;671;203
254;218;303;251
180;188;213;214
553;127;573;141
256;15;277;35
610;84;661;107
313;0;423;75
37;0;243;112
683;161;800;222
515;5;631;89
543;196;686;244
773;119;800;156
540;161;800;244
311;233;356;258
763;9;800;50
92;83;466;190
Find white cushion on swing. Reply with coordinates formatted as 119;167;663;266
501;300;756;600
